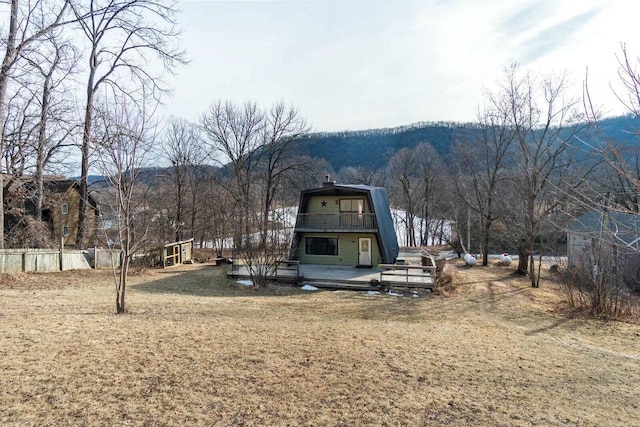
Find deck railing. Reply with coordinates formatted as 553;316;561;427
295;213;377;230
379;264;436;288
275;260;300;282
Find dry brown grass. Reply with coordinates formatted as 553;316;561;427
1;261;639;426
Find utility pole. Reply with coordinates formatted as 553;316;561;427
595;193;610;284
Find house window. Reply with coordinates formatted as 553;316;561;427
339;198;369;227
339;199;364;213
305;237;338;256
61;203;69;215
62;226;70;236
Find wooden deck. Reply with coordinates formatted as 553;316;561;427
229;258;435;291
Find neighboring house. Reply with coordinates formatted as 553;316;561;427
44;179;100;248
289;177;399;267
4;176;100;248
567;209;640;288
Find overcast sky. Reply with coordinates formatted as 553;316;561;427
168;0;640;132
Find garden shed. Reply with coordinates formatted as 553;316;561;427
161;238;194;268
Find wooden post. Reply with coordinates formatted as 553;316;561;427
60;236;64;271
467;208;471;254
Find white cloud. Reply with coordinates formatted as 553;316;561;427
168;0;640;130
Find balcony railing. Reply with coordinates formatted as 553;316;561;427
295;213;377;230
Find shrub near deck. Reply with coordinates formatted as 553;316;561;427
0;263;639;425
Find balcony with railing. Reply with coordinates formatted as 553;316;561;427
294;213;377;232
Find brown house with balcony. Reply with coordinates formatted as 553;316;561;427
289;177;399;267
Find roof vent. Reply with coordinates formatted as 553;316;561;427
323;175;335;188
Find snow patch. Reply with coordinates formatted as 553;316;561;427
301;285;319;291
236;280;253;286
387;291;403;297
367;291;381;296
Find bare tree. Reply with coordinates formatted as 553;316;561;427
453;107;516;265
21;34;79;221
2;84;36;176
197;170;236;254
70;0;187;249
201;101;265;248
561;44;640;310
338;165;384;186
446;202;470;258
279;156;332;206
95;96;154;314
200;100;310;287
0;0;72;247
160;117;202;242
387;147;420;246
413;142;449;246
490;65;583;287
581;45;640;213
256;102;310;245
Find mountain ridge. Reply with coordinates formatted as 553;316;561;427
75;115;639;184
297;114;639;173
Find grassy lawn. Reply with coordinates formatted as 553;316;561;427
1;262;639;426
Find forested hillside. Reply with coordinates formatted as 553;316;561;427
84;115;639;187
296;115;639;173
296;122;477;172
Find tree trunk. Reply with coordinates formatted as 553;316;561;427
190;185;197;242
529;252;537;288
76;47;97;249
481;219;490;266
116;251;128;314
35;165;44;222
0;0;20;249
76;128;90;247
175;183;182;242
261;191;270;248
407;212;415;247
34;72;51;223
516;246;529;275
76;104;92;248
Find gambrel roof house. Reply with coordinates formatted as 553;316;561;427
289;177;399;267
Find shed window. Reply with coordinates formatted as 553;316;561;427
61;203;69;215
305;237;338;256
62;226;70;236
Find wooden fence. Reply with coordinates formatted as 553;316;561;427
0;248;121;273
